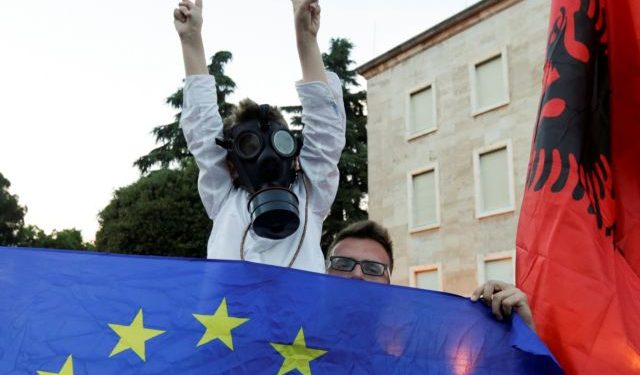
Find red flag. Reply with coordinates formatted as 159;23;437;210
516;0;640;374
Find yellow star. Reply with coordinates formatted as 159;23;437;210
193;297;249;350
270;327;327;375
37;355;74;375
108;308;165;361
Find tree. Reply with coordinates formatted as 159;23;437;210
283;38;368;252
95;161;209;257
96;52;236;256
134;52;236;174
0;172;26;246
17;225;94;250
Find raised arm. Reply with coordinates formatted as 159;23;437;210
291;0;346;218
174;0;208;76
292;0;327;83
174;0;233;220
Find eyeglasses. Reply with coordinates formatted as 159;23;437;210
329;256;389;277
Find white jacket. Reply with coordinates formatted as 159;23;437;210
180;72;346;273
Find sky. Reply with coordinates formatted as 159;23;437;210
0;0;479;241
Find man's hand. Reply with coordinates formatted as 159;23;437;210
292;0;321;39
174;0;203;41
470;280;536;332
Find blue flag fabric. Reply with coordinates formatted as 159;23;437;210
0;247;562;375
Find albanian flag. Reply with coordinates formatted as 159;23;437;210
516;0;640;374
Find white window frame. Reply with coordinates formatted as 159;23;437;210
410;263;443;291
476;250;516;285
469;47;510;116
405;82;438;141
473;139;516;219
407;163;441;234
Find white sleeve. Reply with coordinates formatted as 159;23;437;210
180;74;233;219
296;71;347;218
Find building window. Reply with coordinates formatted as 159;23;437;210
470;49;510;115
473;141;515;218
408;164;440;232
477;251;515;284
410;264;442;291
406;83;437;140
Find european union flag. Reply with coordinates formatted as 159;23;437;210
0;247;562;374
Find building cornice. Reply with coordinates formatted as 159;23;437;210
357;0;523;79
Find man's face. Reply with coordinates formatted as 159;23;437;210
327;238;391;284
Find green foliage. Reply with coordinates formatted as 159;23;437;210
17;225;94;250
95;161;210;257
0;172;26;246
134;52;237;174
283;38;368;252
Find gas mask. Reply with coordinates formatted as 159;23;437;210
216;105;303;240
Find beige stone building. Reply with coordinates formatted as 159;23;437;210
358;0;550;295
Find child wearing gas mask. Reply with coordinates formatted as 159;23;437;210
174;0;346;272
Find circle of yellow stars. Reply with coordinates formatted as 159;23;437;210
35;297;327;375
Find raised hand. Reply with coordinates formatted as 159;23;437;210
470;280;536;332
290;0;325;82
292;0;321;38
174;0;203;40
173;0;207;76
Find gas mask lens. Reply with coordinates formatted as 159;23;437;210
271;129;296;157
236;132;262;159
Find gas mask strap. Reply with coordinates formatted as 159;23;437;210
239;170;309;267
285;171;309;267
258;104;271;130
